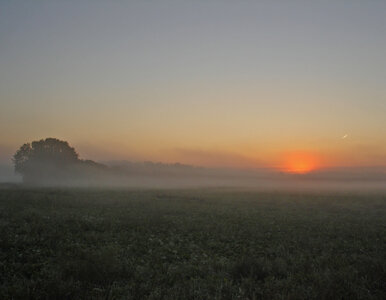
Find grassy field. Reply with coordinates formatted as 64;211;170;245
0;187;385;299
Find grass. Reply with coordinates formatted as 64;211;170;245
0;187;385;299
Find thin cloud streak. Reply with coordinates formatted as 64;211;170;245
170;148;266;169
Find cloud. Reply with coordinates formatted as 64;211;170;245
170;148;264;169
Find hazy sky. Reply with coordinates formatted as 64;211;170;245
1;1;385;169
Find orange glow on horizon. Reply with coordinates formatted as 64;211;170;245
282;151;321;174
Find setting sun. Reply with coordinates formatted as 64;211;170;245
283;152;321;174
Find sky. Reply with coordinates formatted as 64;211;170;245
1;1;385;171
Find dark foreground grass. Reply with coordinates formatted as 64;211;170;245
0;188;385;299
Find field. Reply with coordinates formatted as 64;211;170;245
0;187;385;299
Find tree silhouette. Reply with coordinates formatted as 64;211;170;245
13;138;80;183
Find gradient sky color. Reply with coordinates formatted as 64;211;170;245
1;1;385;169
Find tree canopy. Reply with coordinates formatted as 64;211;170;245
13;138;80;183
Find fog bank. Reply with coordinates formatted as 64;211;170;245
6;159;385;192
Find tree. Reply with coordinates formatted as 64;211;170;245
13;138;80;183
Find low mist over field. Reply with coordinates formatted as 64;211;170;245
0;164;20;183
3;140;386;192
1;137;384;191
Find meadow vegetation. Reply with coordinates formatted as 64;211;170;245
0;187;385;299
